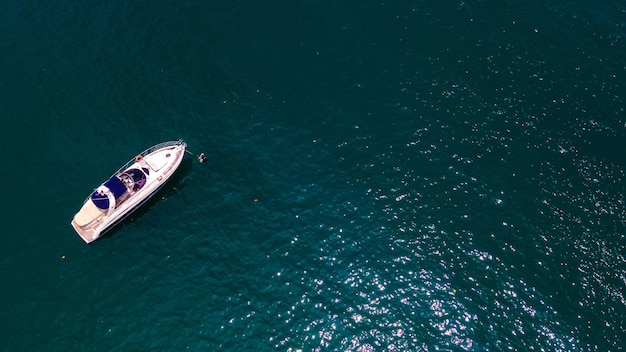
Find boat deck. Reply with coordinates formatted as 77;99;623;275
70;140;186;243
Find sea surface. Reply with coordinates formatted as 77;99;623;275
1;1;625;350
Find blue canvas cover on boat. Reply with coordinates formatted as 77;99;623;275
91;176;127;209
105;176;127;198
91;191;109;210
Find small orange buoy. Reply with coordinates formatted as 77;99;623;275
135;155;143;163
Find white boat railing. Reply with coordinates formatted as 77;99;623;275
138;139;185;158
79;140;186;205
114;139;186;175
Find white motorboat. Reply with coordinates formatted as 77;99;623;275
71;140;187;243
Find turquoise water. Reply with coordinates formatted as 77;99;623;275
1;1;625;350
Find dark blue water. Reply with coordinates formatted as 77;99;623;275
1;1;625;350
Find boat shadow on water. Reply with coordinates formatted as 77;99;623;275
96;157;194;242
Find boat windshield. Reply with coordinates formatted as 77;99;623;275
121;168;147;191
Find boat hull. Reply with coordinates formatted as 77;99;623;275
71;140;186;243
